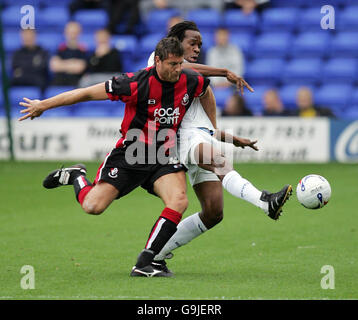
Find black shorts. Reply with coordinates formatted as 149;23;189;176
94;147;186;198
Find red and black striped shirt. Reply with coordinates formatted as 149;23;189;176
105;66;210;148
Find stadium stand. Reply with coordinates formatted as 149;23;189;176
1;0;357;118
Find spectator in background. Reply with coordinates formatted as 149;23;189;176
224;0;270;14
11;29;49;91
50;21;87;86
293;87;336;118
167;15;184;31
79;29;122;87
262;89;292;116
108;0;141;34
221;92;253;116
206;27;245;88
69;0;111;17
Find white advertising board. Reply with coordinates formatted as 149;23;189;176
0;117;330;162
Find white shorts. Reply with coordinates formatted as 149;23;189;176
178;127;221;186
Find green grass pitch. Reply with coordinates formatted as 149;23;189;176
0;161;357;300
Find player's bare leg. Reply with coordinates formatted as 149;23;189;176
195;143;292;220
81;182;119;215
130;171;188;277
194;181;223;229
42;163;119;215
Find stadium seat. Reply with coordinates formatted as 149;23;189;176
243;85;271;115
200;32;215;52
9;86;42;118
112;35;137;55
251;33;291;59
186;9;222;33
138;33;164;60
322;58;358;84
72;101;112;117
44;86;76;99
41;108;73;118
2;5;39;30
270;0;306;7
229;32;253;56
282;59;323;86
260;8;299;32
79;33;96;52
36;33;64;53
315;84;353;111
72;100;124;117
349;90;358;108
36;7;69;32
40;0;72;7
340;106;358;120
245;59;284;86
3;31;22;53
330;32;358;58
145;8;180;34
222;10;258;33
212;87;234;110
73;9;109;31
290;32;330;58
10;86;42;106
338;6;358;30
3;0;40;5
279;84;315;109
298;7;329;32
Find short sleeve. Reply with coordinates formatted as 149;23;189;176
195;75;210;98
105;74;132;101
147;51;155;67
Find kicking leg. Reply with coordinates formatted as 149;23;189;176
131;171;188;277
42;163;119;215
195;143;292;220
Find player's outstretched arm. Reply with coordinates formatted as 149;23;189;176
182;63;254;95
214;129;259;151
18;82;108;121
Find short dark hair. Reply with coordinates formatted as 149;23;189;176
167;20;200;42
154;37;184;61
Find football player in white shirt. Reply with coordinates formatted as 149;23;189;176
147;21;292;275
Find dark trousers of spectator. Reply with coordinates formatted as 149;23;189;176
108;0;140;34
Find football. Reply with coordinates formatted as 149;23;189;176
296;175;331;209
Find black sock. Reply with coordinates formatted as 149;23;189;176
72;174;93;201
144;217;177;256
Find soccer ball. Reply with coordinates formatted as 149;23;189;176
296;175;331;209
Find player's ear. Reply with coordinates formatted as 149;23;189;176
154;55;160;66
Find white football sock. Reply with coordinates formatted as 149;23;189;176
222;170;268;213
154;212;207;261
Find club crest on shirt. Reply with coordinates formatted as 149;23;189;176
108;167;118;178
181;93;189;106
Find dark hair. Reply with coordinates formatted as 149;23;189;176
167;20;200;42
154;37;184;61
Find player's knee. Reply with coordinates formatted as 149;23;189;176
202;201;224;226
167;193;188;214
82;200;105;215
211;155;233;177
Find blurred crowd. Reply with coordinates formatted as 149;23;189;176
7;0;337;118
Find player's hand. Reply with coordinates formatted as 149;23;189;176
226;71;254;95
18;98;44;121
233;137;259;151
